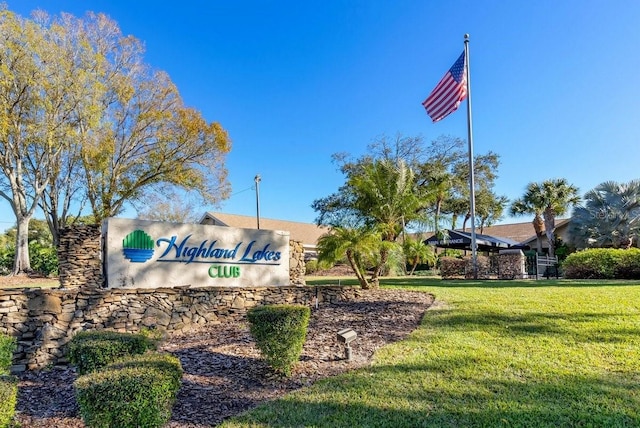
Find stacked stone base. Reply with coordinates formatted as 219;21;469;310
0;285;360;372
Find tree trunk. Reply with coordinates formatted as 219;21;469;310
543;208;556;258
434;199;442;232
12;216;32;275
369;248;388;289
532;214;544;254
346;250;369;289
409;261;418;276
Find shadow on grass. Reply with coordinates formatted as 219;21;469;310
226;360;640;427
424;308;640;343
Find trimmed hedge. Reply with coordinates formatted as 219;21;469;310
247;304;310;376
439;257;466;279
105;352;183;385
75;352;182;428
562;248;640;279
67;330;157;375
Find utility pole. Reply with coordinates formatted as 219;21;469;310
254;174;261;229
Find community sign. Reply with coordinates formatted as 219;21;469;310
103;218;290;288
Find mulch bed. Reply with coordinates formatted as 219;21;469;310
15;288;435;427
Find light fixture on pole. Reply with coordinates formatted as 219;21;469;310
254;174;261;229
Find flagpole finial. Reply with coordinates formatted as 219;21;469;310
464;33;470;40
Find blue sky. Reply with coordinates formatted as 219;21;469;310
2;0;640;231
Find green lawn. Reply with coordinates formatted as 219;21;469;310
222;278;640;427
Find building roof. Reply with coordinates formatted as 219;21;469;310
518;218;571;245
200;212;329;248
416;219;571;246
424;229;526;252
200;212;570;249
474;221;538;244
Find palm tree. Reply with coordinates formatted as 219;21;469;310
509;198;545;254
403;237;437;275
569;180;640;249
510;179;580;258
350;158;421;287
316;226;380;289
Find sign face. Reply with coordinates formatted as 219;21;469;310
103;218;290;288
426;238;466;246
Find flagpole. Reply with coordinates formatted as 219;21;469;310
464;33;478;279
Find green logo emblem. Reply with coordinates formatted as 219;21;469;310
122;230;154;262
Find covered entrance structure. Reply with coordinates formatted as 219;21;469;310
424;229;529;279
424;229;527;253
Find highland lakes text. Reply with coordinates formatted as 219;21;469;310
156;235;282;265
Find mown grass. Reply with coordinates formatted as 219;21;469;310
222;278;640;427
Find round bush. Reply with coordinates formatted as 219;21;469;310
247;304;310;376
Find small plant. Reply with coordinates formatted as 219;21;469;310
67;330;157;375
75;352;183;428
247;304;310;376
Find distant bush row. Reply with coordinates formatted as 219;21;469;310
562;248;640;279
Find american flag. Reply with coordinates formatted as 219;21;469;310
422;51;467;122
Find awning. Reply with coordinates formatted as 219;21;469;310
424;229;528;252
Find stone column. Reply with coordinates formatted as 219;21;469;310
289;240;306;285
58;224;104;289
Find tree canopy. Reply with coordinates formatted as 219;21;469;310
0;7;231;273
312;134;506;284
569;180;640;249
511;178;580;257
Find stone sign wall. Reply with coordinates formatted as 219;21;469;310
0;285;360;371
57;224;307;288
0;223;318;371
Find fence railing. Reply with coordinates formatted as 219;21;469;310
535;254;559;279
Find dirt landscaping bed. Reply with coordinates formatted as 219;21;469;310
15;288;434;427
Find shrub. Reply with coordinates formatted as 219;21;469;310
75;352;182;428
247;304;310;376
613;248;640;279
465;255;491;279
68;330;157;375
439;257;466;279
0;375;17;428
0;335;16;375
305;259;319;275
105;352;183;386
29;241;58;276
562;248;631;279
0;247;13;276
